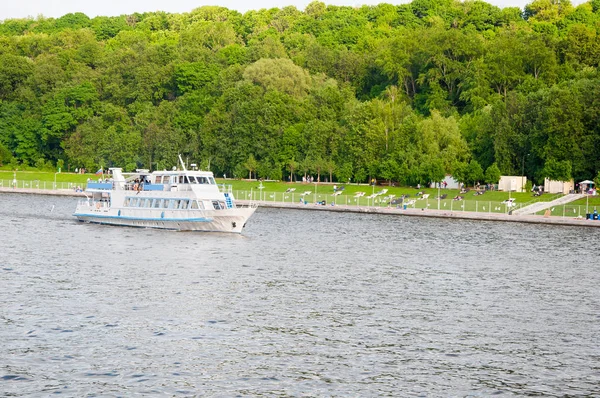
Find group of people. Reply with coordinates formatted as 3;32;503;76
131;178;148;192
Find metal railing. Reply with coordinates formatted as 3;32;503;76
0;179;83;191
3;182;595;218
233;189;596;217
518;192;563;209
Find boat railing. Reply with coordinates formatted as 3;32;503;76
87;182;113;190
86;181;187;192
122;183;166;191
219;184;233;194
77;198;109;208
236;201;259;209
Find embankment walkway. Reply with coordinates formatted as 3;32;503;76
0;187;87;197
239;200;600;228
1;187;598;228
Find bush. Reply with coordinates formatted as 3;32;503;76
0;143;13;166
35;158;54;171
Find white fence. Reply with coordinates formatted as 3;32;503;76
234;190;595;217
0;179;82;191
2;181;594;217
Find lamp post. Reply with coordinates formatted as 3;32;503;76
372;183;375;207
522;159;525;192
584;182;593;215
438;182;441;210
258;181;264;201
521;154;529;192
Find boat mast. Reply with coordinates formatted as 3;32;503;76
178;154;187;171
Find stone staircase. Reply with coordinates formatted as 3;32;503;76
512;193;584;215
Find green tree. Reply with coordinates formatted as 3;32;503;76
0;142;13;166
465;159;484;186
542;158;572;180
484;163;501;184
244;154;258;179
0;54;33;100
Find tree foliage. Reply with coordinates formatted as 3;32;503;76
0;1;598;184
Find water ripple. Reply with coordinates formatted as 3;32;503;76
0;195;599;395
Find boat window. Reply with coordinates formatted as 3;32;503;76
155;176;162;184
179;200;188;209
153;199;162;208
208;177;216;185
188;176;198;184
190;200;199;209
212;201;220;210
144;199;151;207
198;177;208;184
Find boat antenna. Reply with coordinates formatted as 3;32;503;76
178;154;187;171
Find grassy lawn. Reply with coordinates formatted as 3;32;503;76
0;170;92;184
225;179;552;204
1;170;575;206
568;196;600;207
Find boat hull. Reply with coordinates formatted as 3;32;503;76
73;205;256;233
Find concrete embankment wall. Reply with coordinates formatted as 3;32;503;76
0;187;87;197
1;187;598;228
238;200;600;228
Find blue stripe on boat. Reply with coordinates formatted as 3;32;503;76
73;213;213;222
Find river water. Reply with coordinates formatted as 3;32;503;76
1;193;599;396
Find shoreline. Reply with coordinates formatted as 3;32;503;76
0;187;88;197
2;187;599;228
241;201;600;228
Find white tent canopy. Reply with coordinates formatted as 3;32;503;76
579;180;595;185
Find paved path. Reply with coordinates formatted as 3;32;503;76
512;193;584;215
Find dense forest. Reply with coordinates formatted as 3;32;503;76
0;0;599;185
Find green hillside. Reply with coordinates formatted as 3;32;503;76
0;0;599;187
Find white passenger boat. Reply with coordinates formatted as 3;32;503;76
73;159;257;233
